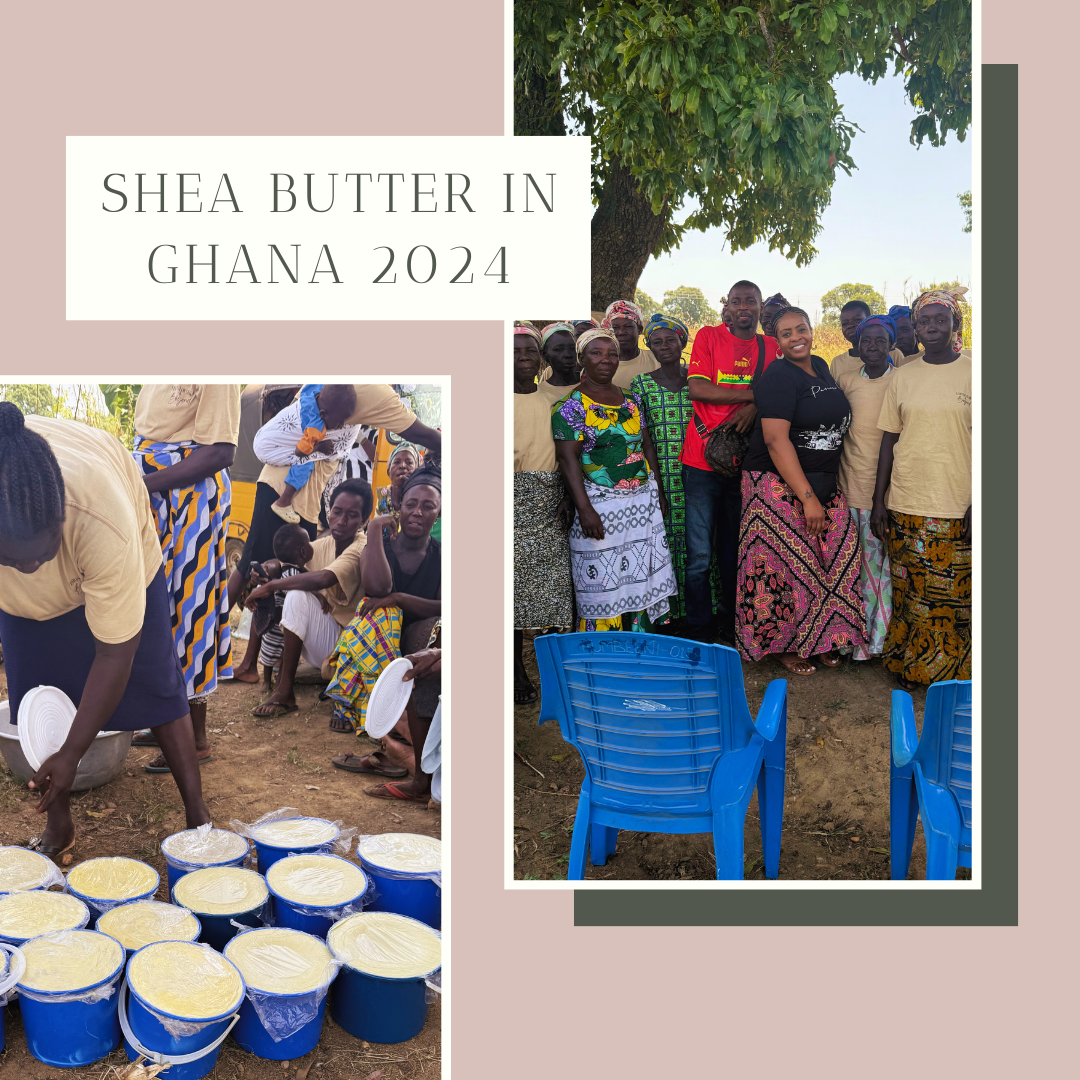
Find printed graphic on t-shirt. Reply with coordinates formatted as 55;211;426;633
796;414;850;452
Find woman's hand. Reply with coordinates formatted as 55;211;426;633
317;592;333;615
801;492;829;538
402;648;442;681
962;505;971;542
357;594;399;619
555;497;574;531
577;505;605;540
366;513;398;537
658;488;670;520
870;499;891;545
28;750;80;814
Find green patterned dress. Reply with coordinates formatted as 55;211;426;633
630;372;720;621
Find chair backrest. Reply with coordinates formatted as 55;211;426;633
915;680;973;862
534;633;757;816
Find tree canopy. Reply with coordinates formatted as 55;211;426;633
662;285;720;328
958;189;971;232
820;282;886;326
516;1;972;307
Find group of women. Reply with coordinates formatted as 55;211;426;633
513;285;972;702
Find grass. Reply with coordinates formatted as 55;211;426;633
824;699;849;710
286;747;323;775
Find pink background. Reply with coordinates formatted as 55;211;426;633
3;2;1063;1077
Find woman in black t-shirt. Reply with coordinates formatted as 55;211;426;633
735;308;868;675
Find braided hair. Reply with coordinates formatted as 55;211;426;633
770;305;813;330
0;402;66;541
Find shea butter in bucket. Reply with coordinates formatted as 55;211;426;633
225;927;339;1060
0;889;90;944
0;847;64;895
17;929;125;1067
358;833;442;929
230;808;357;874
161;826;249;892
66;857;160;926
122;940;244;1080
327;911;441;1044
172;866;269;951
97;900;201;954
266;854;368;938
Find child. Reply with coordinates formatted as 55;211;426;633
255;384;358;524
250;524;314;689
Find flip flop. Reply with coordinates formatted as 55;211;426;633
333;752;408;778
514;684;538;705
27;828;77;863
363;782;429;803
329;716;356;734
144;750;213;774
817;652;842;668
251;702;299;718
131;730;158;747
777;656;816;677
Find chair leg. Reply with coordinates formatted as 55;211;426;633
923;829;960;881
712;806;745;880
567;795;591;880
889;773;919;880
589;825;618;866
756;759;785;879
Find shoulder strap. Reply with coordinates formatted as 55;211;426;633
753;335;766;379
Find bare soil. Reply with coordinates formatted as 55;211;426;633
0;659;440;1080
513;631;969;882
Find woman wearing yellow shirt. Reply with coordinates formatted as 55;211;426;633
0;404;210;860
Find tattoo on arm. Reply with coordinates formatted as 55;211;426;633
804;489;813;501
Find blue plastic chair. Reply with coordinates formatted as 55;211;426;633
889;680;973;880
534;632;788;880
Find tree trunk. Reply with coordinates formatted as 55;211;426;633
590;160;671;311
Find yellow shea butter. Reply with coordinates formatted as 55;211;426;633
328;912;440;979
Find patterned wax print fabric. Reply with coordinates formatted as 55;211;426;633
567;475;677;629
882;512;971;685
550;389;649;490
513;471;574;631
323;605;404;733
630;373;719;622
132;438;233;700
849;508;891;659
736;471;867;662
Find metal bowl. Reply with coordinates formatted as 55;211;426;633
0;700;133;791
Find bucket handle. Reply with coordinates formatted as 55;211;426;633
118;978;240;1067
0;942;26;998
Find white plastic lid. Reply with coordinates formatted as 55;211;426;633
252;817;337;849
267;854;367;907
173;867;269;915
328;912;440;979
364;658;415;738
225;927;335;994
17;686;78;772
129;941;244;1018
0;847;56;892
357;833;441;874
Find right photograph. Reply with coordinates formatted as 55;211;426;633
511;2;973;881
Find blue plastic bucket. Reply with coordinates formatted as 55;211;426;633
266;854;368;939
121;941;245;1080
225;927;337;1060
161;828;250;893
16;929;125;1067
65;857;160;929
250;817;340;874
171;867;269;952
327;913;440;1044
0;889;90;944
357;834;441;929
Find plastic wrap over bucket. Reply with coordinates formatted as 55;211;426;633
266;854;369;939
250;817;341;874
15;929;125;1068
65;857;160;928
357;834;441;930
171;868;269;952
0;944;25;1052
161;826;250;893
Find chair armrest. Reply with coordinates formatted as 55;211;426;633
753;679;787;742
890;690;918;768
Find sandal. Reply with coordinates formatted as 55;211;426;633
514;683;538;705
897;675;921;692
363;782;429;803
777;654;816;677
131;730;158;747
28;828;77;863
329;715;356;734
817;652;842;668
332;752;408;778
251;701;299;718
144;749;213;774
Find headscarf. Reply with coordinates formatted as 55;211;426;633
388;441;420;469
762;293;789;308
573;318;600;330
513;321;542;345
401;461;441;497
643;313;689;348
601;300;644;330
576;327;619;360
912;290;964;355
540;322;576;349
887;304;911;321
854;314;897;354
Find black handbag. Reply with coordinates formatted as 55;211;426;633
693;335;766;477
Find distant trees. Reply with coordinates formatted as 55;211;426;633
958;190;972;232
820;283;886;327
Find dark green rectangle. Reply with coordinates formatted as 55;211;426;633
575;64;1017;927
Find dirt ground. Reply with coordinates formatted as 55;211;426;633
0;652;440;1080
513;630;969;882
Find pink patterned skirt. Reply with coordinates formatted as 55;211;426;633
736;471;867;662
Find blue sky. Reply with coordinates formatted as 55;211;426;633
637;70;972;321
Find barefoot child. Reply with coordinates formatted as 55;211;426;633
250;524;315;689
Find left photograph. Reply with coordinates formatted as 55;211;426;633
0;382;442;1077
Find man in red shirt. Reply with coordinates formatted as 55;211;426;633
681;280;778;641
